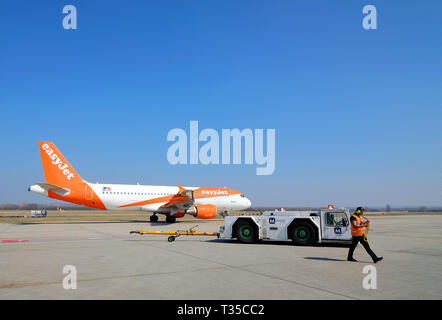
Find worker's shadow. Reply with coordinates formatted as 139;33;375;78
303;257;346;262
304;257;375;263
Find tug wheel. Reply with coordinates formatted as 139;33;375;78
291;222;316;246
235;220;258;243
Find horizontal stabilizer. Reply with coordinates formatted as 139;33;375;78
36;182;71;196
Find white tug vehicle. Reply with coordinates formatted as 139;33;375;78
219;206;353;245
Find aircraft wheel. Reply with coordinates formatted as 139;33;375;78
150;215;158;222
166;216;176;223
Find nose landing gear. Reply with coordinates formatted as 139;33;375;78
220;211;230;218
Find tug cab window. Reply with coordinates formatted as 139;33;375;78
325;212;348;227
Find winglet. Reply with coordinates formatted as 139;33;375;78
177;185;186;193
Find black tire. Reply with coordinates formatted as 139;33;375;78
235;220;258;243
150;215;158;222
166;216;176;223
168;236;175;242
291;222;316;246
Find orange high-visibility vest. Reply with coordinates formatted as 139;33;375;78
351;214;366;237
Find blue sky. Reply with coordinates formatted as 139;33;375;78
0;0;441;207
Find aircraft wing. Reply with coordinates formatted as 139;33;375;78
161;185;195;210
119;185;194;210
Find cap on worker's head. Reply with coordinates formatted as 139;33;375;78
356;206;365;214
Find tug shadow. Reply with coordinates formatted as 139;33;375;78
206;238;351;248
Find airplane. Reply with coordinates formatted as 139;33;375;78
28;141;252;223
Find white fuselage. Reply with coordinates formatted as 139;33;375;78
81;183;250;213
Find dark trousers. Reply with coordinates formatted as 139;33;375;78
347;236;378;261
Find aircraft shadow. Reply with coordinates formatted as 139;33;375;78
14;220;149;225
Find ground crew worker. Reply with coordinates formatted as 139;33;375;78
347;207;383;263
329;214;337;226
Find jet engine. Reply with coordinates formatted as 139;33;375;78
185;204;217;219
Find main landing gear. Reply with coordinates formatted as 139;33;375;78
149;214;176;223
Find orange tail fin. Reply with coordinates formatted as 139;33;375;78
38;141;83;187
37;141;106;209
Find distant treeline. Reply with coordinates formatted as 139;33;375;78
0;204;440;212
0;203;98;210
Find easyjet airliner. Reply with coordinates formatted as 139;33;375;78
28;141;252;222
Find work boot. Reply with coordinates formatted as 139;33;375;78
373;257;383;263
347;257;357;262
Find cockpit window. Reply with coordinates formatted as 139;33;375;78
240;194;246;198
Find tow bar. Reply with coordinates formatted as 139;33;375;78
130;225;220;242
